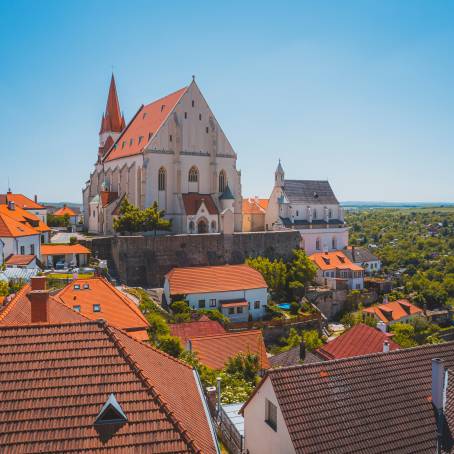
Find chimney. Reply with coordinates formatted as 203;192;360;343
205;386;217;417
383;340;390;353
34;194;38;203
7;200;15;211
432;358;445;411
29;277;49;323
186;339;192;352
351;246;356;262
376;321;387;333
299;341;306;361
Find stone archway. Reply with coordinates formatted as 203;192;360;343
197;218;208;234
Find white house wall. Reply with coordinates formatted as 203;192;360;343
243;376;295;454
1;235;41;257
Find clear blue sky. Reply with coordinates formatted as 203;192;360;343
1;0;453;203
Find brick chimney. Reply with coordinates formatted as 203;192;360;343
29;277;49;323
299;341;306;361
205;386;217;417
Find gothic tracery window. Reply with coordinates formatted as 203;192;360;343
158;167;166;191
219;170;227;193
189;166;199;183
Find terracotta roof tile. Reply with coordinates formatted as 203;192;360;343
100;190;118;207
243;342;454;453
0;204;50;233
55;278;149;340
190;330;269;370
170;316;227;344
242;198;266;215
363;299;424;323
40;244;90;255
316;323;400;360
0;212;40;238
104;87;188;162
100;74;125;134
0;321;217;453
0;192;44;209
53;205;77;216
182;193;219;215
166;264;267;295
309;250;364;271
5;254;36;266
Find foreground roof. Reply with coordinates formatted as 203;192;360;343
55;278;149;341
309;251;364;271
283;180;339;205
269;345;321;368
243;341;454;453
170;315;227;344
5;254;36;266
40;244;90;255
0;192;44;209
0;204;50;233
166;264;267;295
0;212;40;238
363;299;424;323
0;320;218;453
104;86;188;162
315;323;399;360
190;330;270;370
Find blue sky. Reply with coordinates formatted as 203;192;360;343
1;0;453;203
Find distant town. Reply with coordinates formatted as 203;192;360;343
1;75;453;454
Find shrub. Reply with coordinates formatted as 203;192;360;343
198;309;229;325
157;335;183;358
147;313;170;344
290;301;300;315
303;330;323;352
171;300;191;314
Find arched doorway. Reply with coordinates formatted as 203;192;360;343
197;218;208;234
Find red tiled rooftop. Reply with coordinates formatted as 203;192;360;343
100;190;118;207
316;323;399;360
166;264;267;295
0;320;217;453
363;299;424;323
0;192;44;209
40;244;90;255
170;315;227;344
55;278;149;340
190;330;270;370
0;204;50;233
53;205;77;216
242;198;267;215
5;254;36;266
182;193;219;215
310;251;364;271
0;212;39;238
104;86;188;162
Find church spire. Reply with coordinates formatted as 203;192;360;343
99;74;125;135
275;159;285;187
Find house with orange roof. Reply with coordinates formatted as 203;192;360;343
40;243;90;268
242;197;269;232
170;314;227;344
309;250;364;290
362;299;424;326
83;74;243;236
53;204;79;225
55;277;150;341
0;212;41;263
164;264;268;322
0;191;47;223
4;254;38;269
188;330;270;371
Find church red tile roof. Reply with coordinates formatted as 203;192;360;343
166;264;267;296
309;251;364;271
363;299;424;323
0;212;39;238
0;320;218;453
170;315;227;344
104;86;188;162
315;323;399;360
0;192;44;210
182;193;219;215
190;330;270;370
100;190;118;207
55;277;149;341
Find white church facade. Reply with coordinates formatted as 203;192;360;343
83;75;242;235
265;161;349;255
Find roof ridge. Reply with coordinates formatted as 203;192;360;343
190;329;263;341
267;339;454;374
101;322;201;454
144;85;188;107
0;319;99;331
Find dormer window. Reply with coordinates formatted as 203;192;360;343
148;132;153;141
122;141;126;149
94;394;128;426
142;112;147;119
93;304;101;312
161;104;165;112
138;136;143;145
74;284;80;290
83;283;90;290
73;305;81;312
129;138;133;146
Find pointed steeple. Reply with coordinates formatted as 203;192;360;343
275;159;285;187
99;74;125;135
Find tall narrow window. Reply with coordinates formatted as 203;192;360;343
158;167;166;191
316;238;321;251
219;170;227;192
265;399;277;431
332;237;337;249
189;166;199;183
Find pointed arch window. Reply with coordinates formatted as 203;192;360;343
189;166;199;183
316;238;321;251
158;167;166;191
219;170;227;193
332;237;337;249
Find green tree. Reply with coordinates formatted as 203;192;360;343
147;313;170;344
142;201;172;236
225;353;260;382
303;330;323;351
389;323;417;348
0;280;9;296
288;249;317;298
157;335;183;358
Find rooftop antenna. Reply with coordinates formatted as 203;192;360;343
7;176;11;192
192;74;195;81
